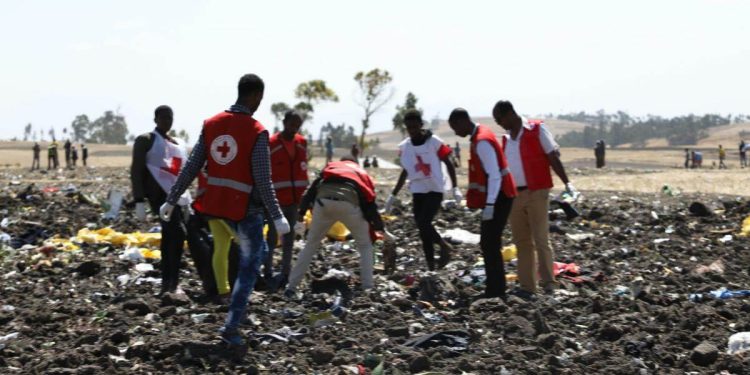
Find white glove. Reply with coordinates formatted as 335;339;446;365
294;221;306;236
159;202;174;222
384;230;396;242
384;195;396;213
452;187;463;203
135;202;147;221
565;183;577;195
481;205;495;221
274;216;291;235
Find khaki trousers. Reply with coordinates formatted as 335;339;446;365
287;198;374;291
510;188;556;293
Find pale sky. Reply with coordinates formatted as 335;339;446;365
1;0;748;143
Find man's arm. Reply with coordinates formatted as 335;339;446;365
166;133;206;205
476;141;501;205
251;132;283;221
547;151;570;185
130;134;151;203
390;169;408;196
298;176;322;219
443;158;458;189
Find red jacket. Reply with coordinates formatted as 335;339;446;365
467;124;517;209
321;160;376;203
191;168;208;214
502;120;553;190
270;132;309;206
201;111;266;221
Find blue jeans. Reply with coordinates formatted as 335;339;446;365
223;213;267;331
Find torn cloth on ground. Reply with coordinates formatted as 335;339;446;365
403;330;470;353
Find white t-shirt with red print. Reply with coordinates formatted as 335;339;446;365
398;133;453;194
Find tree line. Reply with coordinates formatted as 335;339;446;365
554;111;749;148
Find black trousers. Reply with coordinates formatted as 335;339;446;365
155;202;187;293
412;192;444;268
186;213;218;296
480;191;514;298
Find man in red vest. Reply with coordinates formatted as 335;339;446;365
265;110;308;286
448;108;517;299
285;157;386;296
493;100;576;297
161;74;290;346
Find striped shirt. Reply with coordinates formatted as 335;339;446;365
166;104;283;221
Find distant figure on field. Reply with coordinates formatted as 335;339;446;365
594;140;606;168
692;151;703;168
81;144;88;166
47;140;59;169
363;156;371;168
739;141;747;168
372;155;379;168
684;148;690;169
71;145;78;167
63;139;72;169
718;145;727;169
31;142;40;170
351;143;360;164
325;137;334;164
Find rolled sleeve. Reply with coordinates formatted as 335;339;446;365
476;141;502;205
539;124;559;154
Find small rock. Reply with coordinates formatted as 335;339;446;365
538;333;560;349
123;299;152;316
310;347;335;365
125;343;150;360
157;306;177;318
385;326;409;338
109;331;130;344
688;202;712;217
690;341;719;366
533;310;551;334
161;292;190;307
75;261;101;278
99;343;120;357
409;354;431;373
599;324;624;341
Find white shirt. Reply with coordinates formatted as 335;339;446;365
399;134;451;194
472;125;502;205
503;117;558;187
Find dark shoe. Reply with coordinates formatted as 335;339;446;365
283;289;296;300
509;288;536;301
219;327;244;346
426;260;436;271
437;244;453;269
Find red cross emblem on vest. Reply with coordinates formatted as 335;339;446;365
210;135;238;165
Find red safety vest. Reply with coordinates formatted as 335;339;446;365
321;160;376;203
467;124;517;209
201;111;265;221
269;132;309;206
502;120;553;191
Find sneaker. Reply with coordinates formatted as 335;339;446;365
437;244;453;269
509;288;536;301
219;327;244;346
542;283;558;295
283;289;296;300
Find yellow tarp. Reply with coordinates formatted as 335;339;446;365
740;215;750;237
74;227;161;248
502;244;517;262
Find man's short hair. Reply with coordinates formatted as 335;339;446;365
403;109;423;124
154;105;172;117
448;108;470;122
284;110;302;122
493;100;515;116
238;74;265;97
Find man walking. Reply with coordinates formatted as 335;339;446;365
265;110;309;288
325;137;334;164
131;105;193;295
64;139;72;169
493;100;576;297
47;140;59;169
82;144;88;167
385;109;460;270
71;145;79;168
162;74;289;346
285;157;386;295
448;108;517;299
31;142;40;170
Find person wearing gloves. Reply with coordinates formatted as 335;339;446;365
448;108;517;299
130;105;192;295
285;157;387;296
493;100;576;296
385;109;459;270
161;74;290;346
264;110;309;288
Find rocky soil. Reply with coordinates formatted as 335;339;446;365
1;167;750;374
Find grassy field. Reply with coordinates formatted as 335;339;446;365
2;141;749;197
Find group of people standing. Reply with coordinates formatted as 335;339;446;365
130;73;575;346
31;139;88;170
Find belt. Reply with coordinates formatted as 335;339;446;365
517;186;528;192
